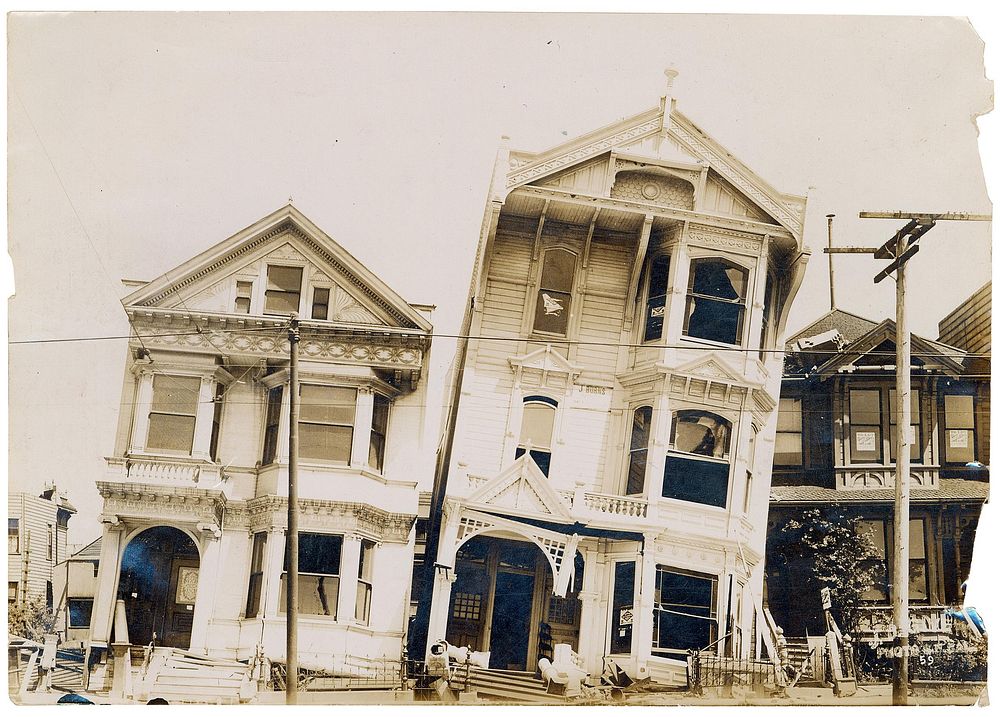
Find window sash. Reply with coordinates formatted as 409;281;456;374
235;281;253;314
652;568;718;656
944;394;976;464
264;265;303;315
643;255;670;343
311;287;330;320
147;375;201;453
262;386;283;465
246;532;267;617
663;454;730;508
298;386;356;463
532;250;576;335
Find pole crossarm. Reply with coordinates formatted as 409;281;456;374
823;247;881;254
859;211;992;221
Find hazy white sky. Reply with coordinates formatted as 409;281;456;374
6;12;994;548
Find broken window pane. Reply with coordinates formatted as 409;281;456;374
684;259;748;345
644;255;670;342
533;249;576;335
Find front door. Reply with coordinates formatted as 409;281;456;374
489;571;534;671
162;559;199;648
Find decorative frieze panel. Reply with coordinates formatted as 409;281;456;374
611;170;695;210
237;495;415;543
835;466;940;490
687;225;764;255
96;481;226;533
667;374;748;411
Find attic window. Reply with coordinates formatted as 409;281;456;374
264;265;303;315
311;288;330;320
235;281;253;314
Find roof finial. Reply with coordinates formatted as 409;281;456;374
658;67;680;152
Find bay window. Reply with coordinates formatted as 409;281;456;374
279;532;342;617
532;249;576;336
652;567;718;656
514;396;557;476
245;532;267;618
299;385;356;463
663;410;732;508
146;375;201;453
683;258;749;345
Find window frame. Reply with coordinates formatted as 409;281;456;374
682;257;752;347
8;518;19;554
278;532;343;619
845;385;925;466
662;409;734;509
943;392;977;465
368;394;390;472
774;396;804;468
355;539;376;624
67;597;94;628
642;253;672;344
263;264;305;317
145;374;202;455
261;385;283;465
625;405;653;496
651;566;719;657
514;395;558;476
311;286;331;321
297;384;357;465
530;247;578;338
234;280;253;314
245;532;267;618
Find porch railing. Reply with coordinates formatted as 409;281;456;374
105;456;222;487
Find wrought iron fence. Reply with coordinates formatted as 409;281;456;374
687;652;779;695
270;657;428;692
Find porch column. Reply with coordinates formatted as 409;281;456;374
425;569;458;654
632;533;658;679
338;534;363;623
88;520;126;646
189;531;223;652
575;547;601;673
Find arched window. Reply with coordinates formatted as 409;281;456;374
626;406;653;495
514;396;557;476
532;249;576;336
643;255;671;342
663;410;732;508
684;258;750;345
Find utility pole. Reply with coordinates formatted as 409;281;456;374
826;210;991;706
286;314;300;704
826;214;836;310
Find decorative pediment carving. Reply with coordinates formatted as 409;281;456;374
466;454;573;522
509;345;582;388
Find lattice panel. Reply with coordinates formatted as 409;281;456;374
456;517;493;546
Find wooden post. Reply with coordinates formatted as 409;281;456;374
286;315;300;705
826;214;836;310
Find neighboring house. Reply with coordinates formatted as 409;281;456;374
413;74;810;687
8;486;75;613
765;297;989;645
85;206;434;678
52;537;102;646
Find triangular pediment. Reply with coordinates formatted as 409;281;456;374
122;206;431;331
466;454;573;522
668;353;747;386
815;320;966;377
505;103;805;240
509;344;582;379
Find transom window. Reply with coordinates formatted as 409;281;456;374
663;410;732;508
652;567;718;656
643;255;671;342
684;258;750;345
264;265;303;315
532;249;576;336
774;397;803;467
944;394;976;464
514;396;557;476
146;375;201;454
299;385;356;464
626;406;652;495
279;532;342;618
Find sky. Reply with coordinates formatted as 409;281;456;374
5;11;995;574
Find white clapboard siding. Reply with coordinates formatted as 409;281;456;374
554;405;611;491
703;173;772;223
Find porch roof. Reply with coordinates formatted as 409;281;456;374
769;478;988;505
479;509;645;544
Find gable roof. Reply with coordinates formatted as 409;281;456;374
503;102;806;240
123;205;432;332
785;309;881;351
810;319;966;377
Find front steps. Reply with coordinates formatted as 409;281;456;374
449;666;565;704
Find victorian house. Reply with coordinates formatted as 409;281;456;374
8;486;76;610
764;284;990;649
85;206;433;680
415;73;810;687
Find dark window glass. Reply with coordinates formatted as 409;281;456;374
652;568;717;655
262;386;283;465
533;249;576;335
311;288;330;320
627;407;652;495
664;410;732;508
245;532;267;617
683;259;749;345
369;394;390;471
209;383;225;462
774;397;803;467
147;375;200;453
611;561;635;654
279;532;343;618
643;255;671;342
858;519;888;601
264;265;303;315
663;455;730;508
68;598;94;628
